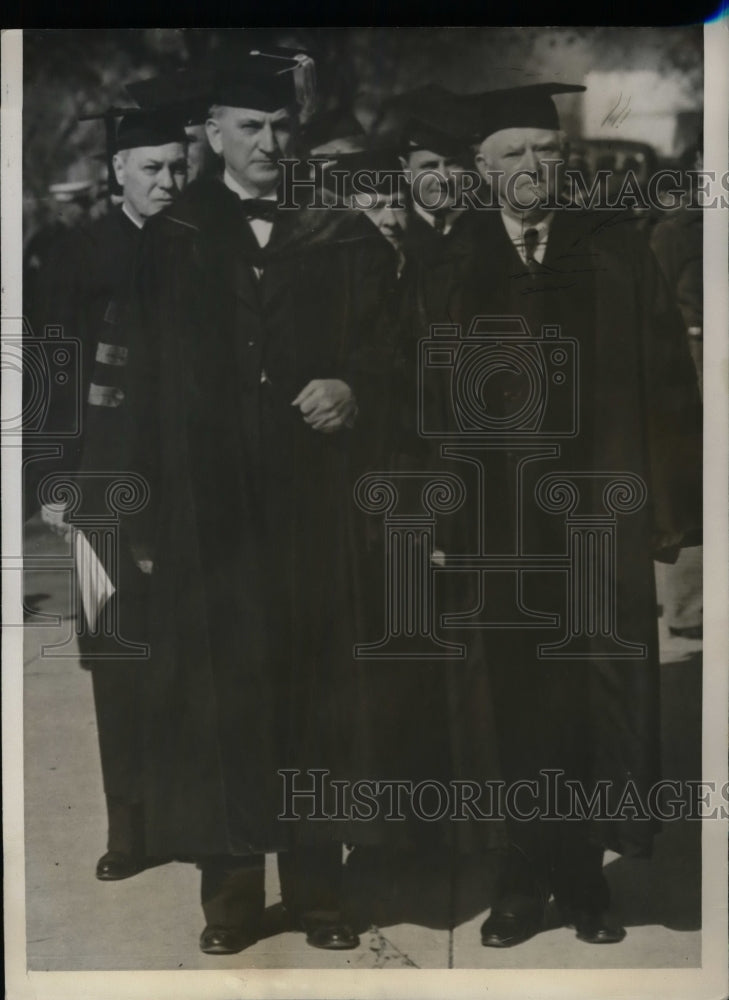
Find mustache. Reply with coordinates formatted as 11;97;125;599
514;170;548;184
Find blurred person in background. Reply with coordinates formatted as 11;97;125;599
650;133;703;640
650;135;703;394
24;180;95;325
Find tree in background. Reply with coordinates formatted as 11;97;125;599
23;27;702;240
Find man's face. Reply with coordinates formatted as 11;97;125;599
400;148;466;213
113;143;187;221
476;127;563;217
206;106;295;196
363;195;407;246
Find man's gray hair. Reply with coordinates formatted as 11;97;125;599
477;128;567;161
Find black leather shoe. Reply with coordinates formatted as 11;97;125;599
95;851;143;881
305;922;359;950
294;912;359;950
569;909;626;944
480;907;542;948
199;924;258;955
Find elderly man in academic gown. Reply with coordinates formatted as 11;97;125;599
29;107;189;882
122;55;394;955
444;83;702;947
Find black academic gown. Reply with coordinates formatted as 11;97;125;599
446;208;702;861
28;209;140;485
123;177;395;858
29;207;148;827
345;207;506;853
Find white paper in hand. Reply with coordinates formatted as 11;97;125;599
73;529;116;631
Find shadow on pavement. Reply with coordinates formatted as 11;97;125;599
341;651;702;937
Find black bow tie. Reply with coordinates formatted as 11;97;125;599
239;198;278;222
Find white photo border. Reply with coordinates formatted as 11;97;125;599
2;22;727;1000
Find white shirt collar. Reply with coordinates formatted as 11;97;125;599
223;169;278;203
223;170;276;252
411;199;465;236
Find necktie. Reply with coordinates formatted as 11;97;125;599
523;227;540;274
239;198;278;222
432;212;447;236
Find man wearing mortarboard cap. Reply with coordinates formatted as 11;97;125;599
390;85;491;429
436;82;701;948
383;84;484;450
120;52;394;956
391;85;476;242
29;105;189;883
124;71;219;183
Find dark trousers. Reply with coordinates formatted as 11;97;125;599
200;844;344;929
494;823;608;914
488;650;609;912
79;551;148;856
88;658;145;854
201;855;266;928
276;844;344;918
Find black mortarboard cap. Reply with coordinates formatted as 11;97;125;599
80;71;207;131
348;143;403;182
301;108;366;157
124;70;212;127
204;51;300;111
324;141;405;199
112;109;189;154
387;84;473;156
465;83;586;142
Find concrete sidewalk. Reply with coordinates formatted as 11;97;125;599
22;517;702;971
